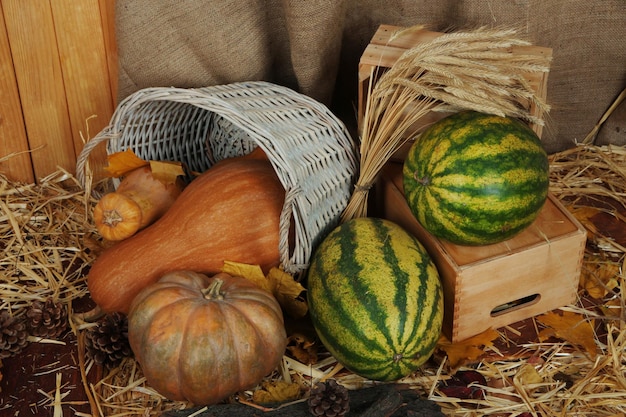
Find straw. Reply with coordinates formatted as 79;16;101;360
1;84;625;417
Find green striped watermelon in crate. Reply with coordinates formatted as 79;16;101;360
377;163;586;342
402;110;550;246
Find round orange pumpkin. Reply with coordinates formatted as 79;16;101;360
127;271;287;405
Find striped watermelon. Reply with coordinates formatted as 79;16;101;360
307;217;443;381
402;111;549;246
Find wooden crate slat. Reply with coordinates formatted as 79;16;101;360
369;24;442;48
0;4;33;183
3;0;76;180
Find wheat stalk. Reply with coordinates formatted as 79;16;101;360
341;26;551;221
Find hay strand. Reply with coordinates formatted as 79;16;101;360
582;86;626;145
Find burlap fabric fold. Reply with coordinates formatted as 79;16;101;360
116;1;625;153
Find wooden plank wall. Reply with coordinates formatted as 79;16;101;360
0;0;117;184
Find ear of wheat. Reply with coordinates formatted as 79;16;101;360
341;26;551;221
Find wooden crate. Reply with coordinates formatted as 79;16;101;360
376;163;586;342
358;24;552;160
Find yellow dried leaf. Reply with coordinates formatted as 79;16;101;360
580;255;620;299
514;363;543;385
437;328;500;370
222;261;270;292
598;297;623;323
149;160;186;185
537;311;597;359
222;262;308;318
104;149;149;177
569;206;600;237
267;267;308;319
287;332;318;365
252;380;301;404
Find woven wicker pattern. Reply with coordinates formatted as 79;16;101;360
76;81;358;275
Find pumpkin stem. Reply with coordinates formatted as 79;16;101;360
203;278;226;300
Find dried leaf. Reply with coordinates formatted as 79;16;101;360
536;311;598;359
222;261;271;293
580;254;620;299
439;370;487;400
267;267;308;319
149;160;186;185
598;297;623;324
286;332;318;365
104;149;149;177
252;380;301;404
514;363;543;385
569;206;601;237
221;262;308;318
437;328;500;370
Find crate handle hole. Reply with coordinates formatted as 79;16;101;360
490;294;540;317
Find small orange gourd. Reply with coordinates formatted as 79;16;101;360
87;150;285;314
128;270;287;405
93;166;185;241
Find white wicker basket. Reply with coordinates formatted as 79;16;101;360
76;81;359;275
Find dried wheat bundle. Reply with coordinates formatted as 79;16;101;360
341;25;551;221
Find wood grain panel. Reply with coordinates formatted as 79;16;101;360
0;5;34;183
3;0;76;180
99;0;118;104
51;0;115;179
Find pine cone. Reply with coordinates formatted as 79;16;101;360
25;298;68;339
85;312;132;368
0;311;29;359
308;380;350;417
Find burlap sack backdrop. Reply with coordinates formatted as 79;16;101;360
116;0;626;153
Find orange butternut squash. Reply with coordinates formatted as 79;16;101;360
93;166;185;241
87;152;285;314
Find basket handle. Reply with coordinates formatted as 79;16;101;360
279;186;309;275
75;128;118;194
